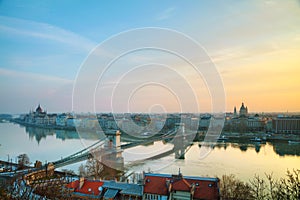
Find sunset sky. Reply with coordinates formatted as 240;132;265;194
0;0;300;113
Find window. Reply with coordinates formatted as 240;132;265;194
145;194;160;200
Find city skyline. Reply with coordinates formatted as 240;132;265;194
1;0;300;113
8;102;300;115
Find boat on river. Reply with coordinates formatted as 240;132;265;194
217;135;229;142
288;140;300;145
250;137;266;143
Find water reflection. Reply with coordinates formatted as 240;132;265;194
25;126;56;144
200;140;300;157
22;124;300;157
272;142;300;157
24;125;101;143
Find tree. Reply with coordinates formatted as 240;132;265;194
17;153;30;169
220;169;300;200
78;158;104;179
249;175;268;200
79;158;124;180
274;169;300;199
84;158;104;179
220;174;253;200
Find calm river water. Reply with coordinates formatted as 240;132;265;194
0;122;299;182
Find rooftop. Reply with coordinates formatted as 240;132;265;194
144;173;220;199
65;179;104;196
144;173;219;182
66;179;143;198
103;181;143;196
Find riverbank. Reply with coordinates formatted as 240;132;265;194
195;131;300;142
222;131;300;142
9;119;300;143
11;119;77;131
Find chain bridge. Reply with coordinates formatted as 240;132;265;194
1;124;195;179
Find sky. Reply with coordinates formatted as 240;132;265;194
0;0;300;114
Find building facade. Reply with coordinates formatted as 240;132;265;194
24;104;57;125
272;116;300;134
225;103;266;133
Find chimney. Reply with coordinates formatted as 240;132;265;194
178;168;182;177
115;130;121;149
166;179;172;193
79;177;85;189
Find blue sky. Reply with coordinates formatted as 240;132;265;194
1;0;300;113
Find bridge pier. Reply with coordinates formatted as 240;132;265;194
92;130;124;172
173;123;191;159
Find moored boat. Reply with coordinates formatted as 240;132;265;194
288;140;300;144
250;137;265;143
217;135;229;142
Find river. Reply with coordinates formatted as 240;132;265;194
0;122;299;182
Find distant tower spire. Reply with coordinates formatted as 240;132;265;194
36;104;43;113
234;106;237;116
239;102;247;117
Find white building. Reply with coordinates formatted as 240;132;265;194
56;114;68;126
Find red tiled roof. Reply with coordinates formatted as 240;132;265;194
66;179;104;196
192;180;219;200
144;176;169;195
66;180;79;189
172;178;191;191
144;174;220;200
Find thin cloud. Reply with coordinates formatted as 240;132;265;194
0;68;74;113
0;68;73;84
0;16;97;52
210;39;297;65
156;7;176;21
